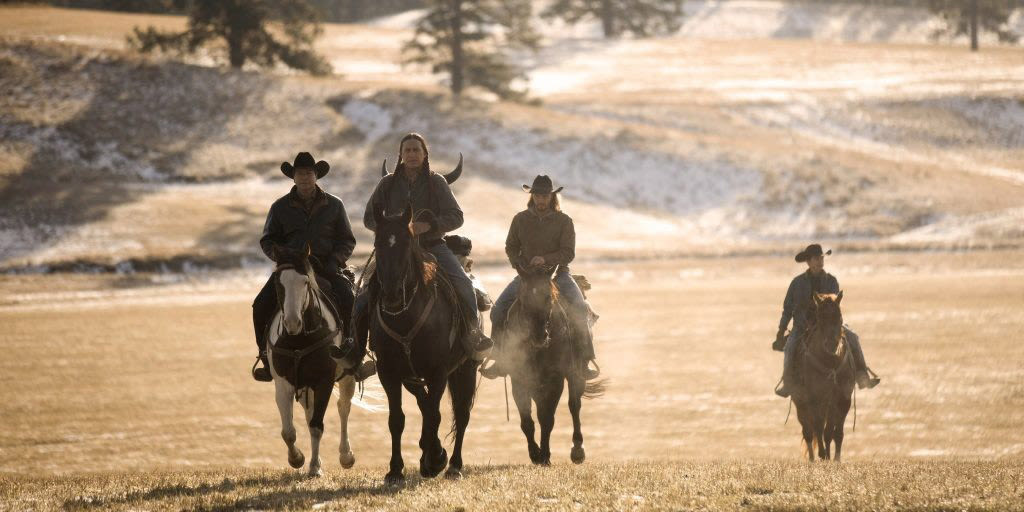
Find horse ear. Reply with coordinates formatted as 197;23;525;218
303;242;311;259
813;293;823;306
836;290;843;304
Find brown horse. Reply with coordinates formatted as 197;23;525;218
503;265;605;465
793;291;856;462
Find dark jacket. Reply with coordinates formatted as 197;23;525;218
260;186;356;272
505;207;576;270
778;270;840;334
363;169;464;245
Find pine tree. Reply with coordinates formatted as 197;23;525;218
929;0;1020;50
542;0;685;39
404;0;538;100
128;0;331;75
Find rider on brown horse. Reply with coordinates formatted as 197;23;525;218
481;175;599;381
773;244;880;397
337;133;493;371
251;152;365;382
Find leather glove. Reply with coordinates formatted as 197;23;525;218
772;328;787;352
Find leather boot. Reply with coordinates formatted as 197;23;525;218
856;368;880;389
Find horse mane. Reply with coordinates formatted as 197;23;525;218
407;235;437;286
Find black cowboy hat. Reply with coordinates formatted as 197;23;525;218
281;152;330;179
795;243;832;263
522;175;563;194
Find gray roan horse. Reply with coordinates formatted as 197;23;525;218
266;245;359;477
503;265;605;465
793;291;855;462
370;206;478;485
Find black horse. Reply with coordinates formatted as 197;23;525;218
370;206;478;484
502;265;605;465
793;291;855;462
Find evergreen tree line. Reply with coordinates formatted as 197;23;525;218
38;0;1024;99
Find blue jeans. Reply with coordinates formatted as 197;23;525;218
490;268;591;354
784;325;867;372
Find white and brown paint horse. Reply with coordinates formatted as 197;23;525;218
266;246;359;477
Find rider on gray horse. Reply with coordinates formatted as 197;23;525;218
251;152;369;382
481;175;600;381
773;244;880;397
336;133;493;369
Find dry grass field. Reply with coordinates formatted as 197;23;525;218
1;250;1023;509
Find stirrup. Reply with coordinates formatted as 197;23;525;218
857;367;880;389
579;360;600;380
479;358;505;379
774;376;790;398
350;360;375;382
251;356;273;382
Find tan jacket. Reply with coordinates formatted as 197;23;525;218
505;207;576;270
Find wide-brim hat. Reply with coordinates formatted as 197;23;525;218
795;243;832;263
281;152;330;179
522;174;563;194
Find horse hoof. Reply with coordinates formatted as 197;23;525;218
288;450;305;469
384;471;405;487
528;446;543;464
340;451;356;469
570;446;586;464
444;467;463;480
420;449;448;478
307;466;322;478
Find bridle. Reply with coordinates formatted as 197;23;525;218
274;262;326;336
270;261;339;392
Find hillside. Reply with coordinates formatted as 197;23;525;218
1;5;1023;271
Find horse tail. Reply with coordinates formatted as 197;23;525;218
582;378;607;399
445;360;478;442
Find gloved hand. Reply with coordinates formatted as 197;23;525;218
772;328;787;352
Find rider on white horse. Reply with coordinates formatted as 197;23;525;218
251;152;372;382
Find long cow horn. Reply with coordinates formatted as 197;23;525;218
444;153;463;184
381;159;388;177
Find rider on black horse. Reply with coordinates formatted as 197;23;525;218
773;244;880;397
335;133;493;370
481;175;600;381
251;152;370;382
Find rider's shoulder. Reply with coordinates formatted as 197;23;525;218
426;171;450;188
322;190;345;206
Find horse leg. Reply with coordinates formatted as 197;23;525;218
833;394;852;462
335;375;357;469
414;378;447;478
275;379;305;469
303;380;333;478
380;371;406;486
536;377;565;466
511;377;541;464
445;362;476;480
795;402;815;462
567;374;586;464
814;408;828;461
